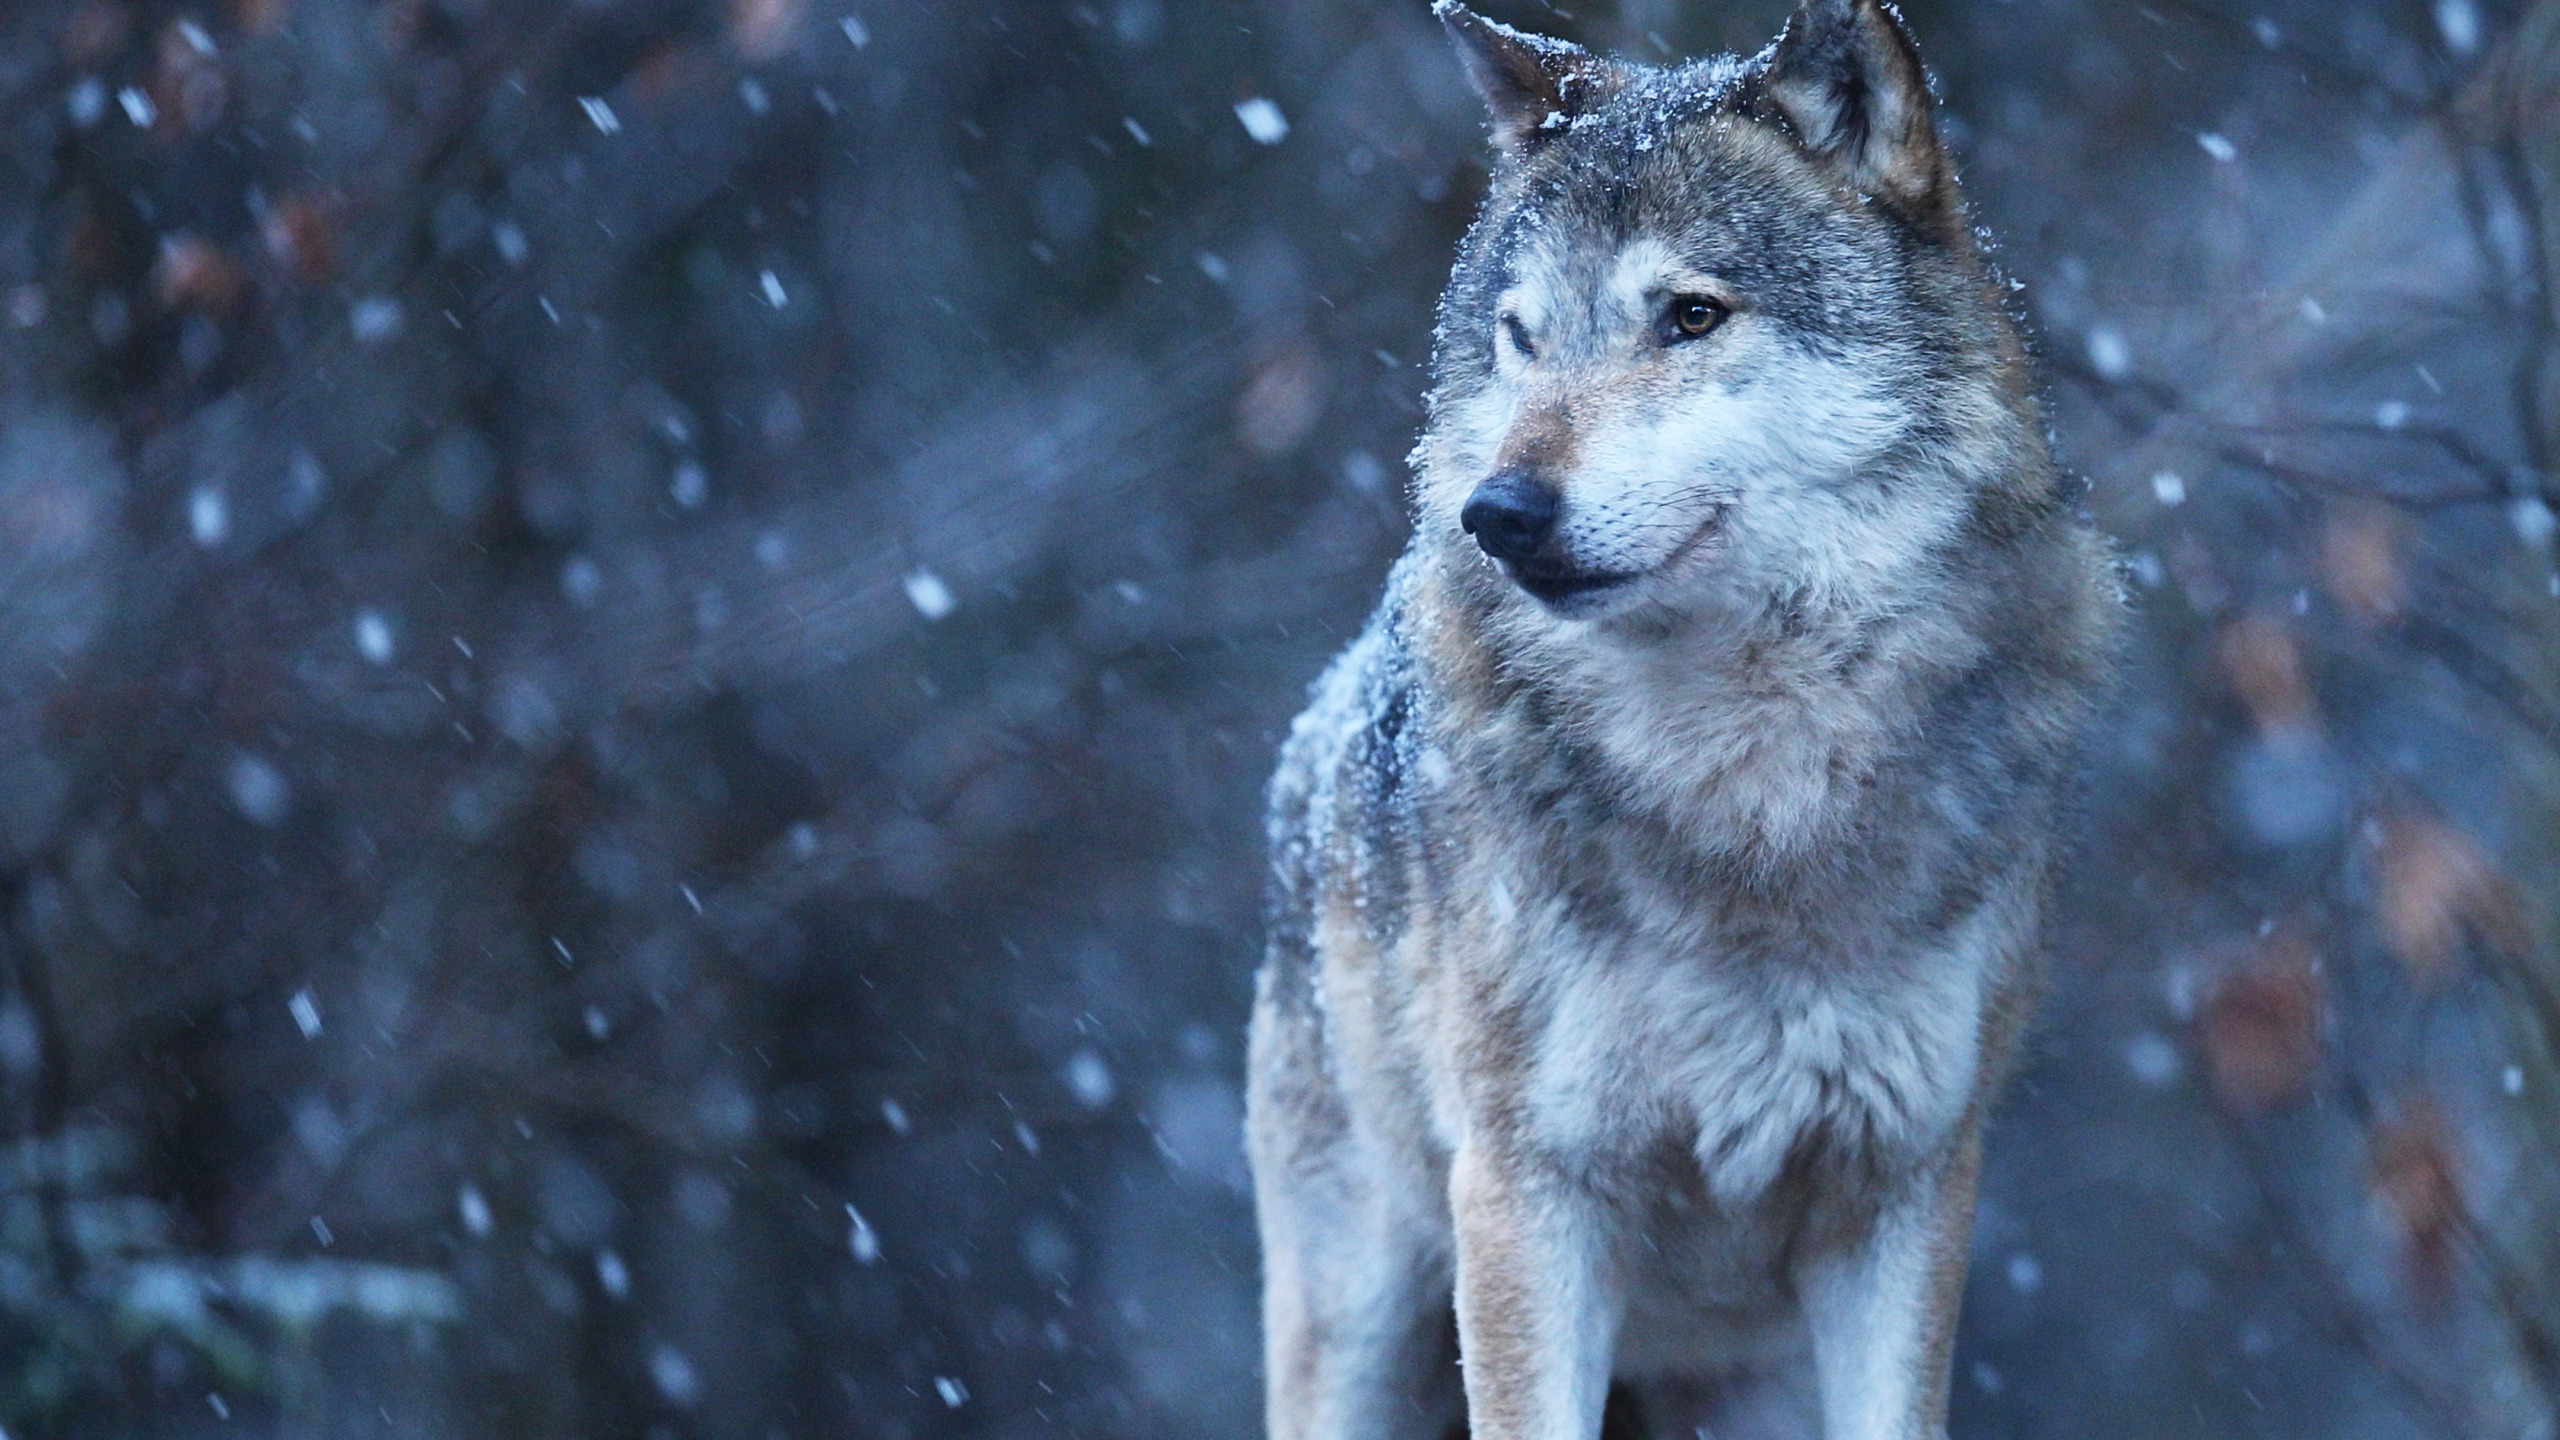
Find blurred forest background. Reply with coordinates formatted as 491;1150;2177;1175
3;0;2560;1435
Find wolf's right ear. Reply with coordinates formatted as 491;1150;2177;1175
1435;2;1622;155
1763;0;1945;203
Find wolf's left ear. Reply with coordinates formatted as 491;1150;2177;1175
1435;2;1624;155
1763;0;1945;202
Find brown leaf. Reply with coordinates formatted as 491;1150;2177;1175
152;233;241;312
155;18;229;133
2318;502;2408;626
231;0;292;35
260;195;338;283
630;42;716;104
2370;1096;2463;1306
2215;610;2319;737
2197;925;2325;1113
58;187;115;283
730;0;806;62
61;2;131;65
1236;343;1323;459
2370;807;2526;984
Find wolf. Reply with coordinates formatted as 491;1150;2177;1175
1245;2;2120;1437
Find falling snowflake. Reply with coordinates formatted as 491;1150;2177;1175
1233;97;1289;146
353;609;395;664
902;568;955;620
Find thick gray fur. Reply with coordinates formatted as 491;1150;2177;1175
1247;2;2121;1438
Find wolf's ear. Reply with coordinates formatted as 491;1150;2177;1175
1435;2;1622;155
1763;0;1944;201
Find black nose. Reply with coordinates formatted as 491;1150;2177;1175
1460;471;1559;563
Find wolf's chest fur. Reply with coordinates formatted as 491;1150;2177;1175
1277;559;2030;1214
1479;874;1994;1207
1416;595;2006;1204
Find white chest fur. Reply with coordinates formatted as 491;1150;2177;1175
1549;602;1983;862
1509;902;1993;1205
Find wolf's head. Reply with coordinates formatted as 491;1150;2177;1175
1420;0;2051;626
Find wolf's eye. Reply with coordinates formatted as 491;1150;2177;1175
1501;314;1536;358
1668;295;1726;339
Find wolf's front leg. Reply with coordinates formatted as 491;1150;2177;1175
1796;1122;1983;1440
1259;1170;1457;1440
1448;1142;1624;1440
1251;986;1460;1439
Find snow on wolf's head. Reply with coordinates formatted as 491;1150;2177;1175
1419;0;2052;626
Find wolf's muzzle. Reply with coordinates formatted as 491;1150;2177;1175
1460;470;1560;563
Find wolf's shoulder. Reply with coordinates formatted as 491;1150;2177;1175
1270;558;1425;840
1264;558;1433;958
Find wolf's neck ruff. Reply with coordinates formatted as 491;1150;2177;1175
1250;5;2119;1439
1420;544;1996;870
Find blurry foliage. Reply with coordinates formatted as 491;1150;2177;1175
0;0;2557;1436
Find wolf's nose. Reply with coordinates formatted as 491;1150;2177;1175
1460;471;1559;562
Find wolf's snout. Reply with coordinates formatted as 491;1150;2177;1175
1461;471;1559;562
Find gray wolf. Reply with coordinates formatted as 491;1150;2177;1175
1244;2;2121;1436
